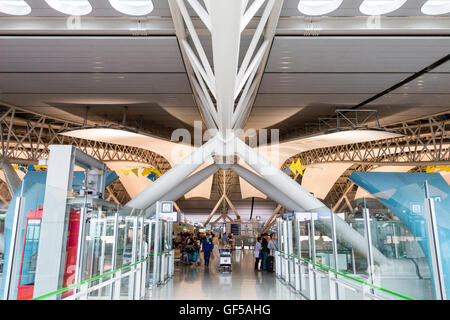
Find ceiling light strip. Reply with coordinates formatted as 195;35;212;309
45;0;93;15
359;0;407;15
421;0;450;15
0;0;31;15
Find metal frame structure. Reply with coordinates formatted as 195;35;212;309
282;114;450;168
33;145;107;300
0;104;171;173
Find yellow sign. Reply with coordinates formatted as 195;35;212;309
289;158;306;176
426;166;450;173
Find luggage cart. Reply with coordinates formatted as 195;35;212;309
219;248;232;272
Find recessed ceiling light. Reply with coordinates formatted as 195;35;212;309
421;0;450;15
0;0;31;15
360;0;407;15
45;0;92;16
109;0;154;16
297;0;343;16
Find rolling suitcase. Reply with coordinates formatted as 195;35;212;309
266;255;275;272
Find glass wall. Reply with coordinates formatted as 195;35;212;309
275;172;448;302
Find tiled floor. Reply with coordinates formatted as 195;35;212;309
145;249;304;300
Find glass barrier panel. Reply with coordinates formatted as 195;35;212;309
287;218;296;288
353;185;434;300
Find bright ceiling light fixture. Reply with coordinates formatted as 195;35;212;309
421;0;450;15
297;0;343;16
109;0;154;16
0;0;31;15
359;0;407;15
45;0;92;16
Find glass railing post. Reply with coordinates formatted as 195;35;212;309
109;211;119;300
294;257;300;292
424;180;447;300
330;207;340;299
328;270;336;300
310;213;318;299
128;216;138;300
113;270;121;300
74;194;88;300
308;263;315;299
362;197;375;295
299;259;305;292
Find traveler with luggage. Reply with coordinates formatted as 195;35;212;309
202;233;214;267
266;233;277;272
261;233;269;271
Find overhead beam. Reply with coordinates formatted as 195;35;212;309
204;194;225;226
1;16;450;36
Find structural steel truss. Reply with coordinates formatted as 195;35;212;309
282;114;450;169
0;105;172;174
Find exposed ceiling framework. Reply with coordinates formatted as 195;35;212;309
0;0;449;222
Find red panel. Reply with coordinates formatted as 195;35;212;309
17;286;34;300
61;209;80;299
17;206;43;300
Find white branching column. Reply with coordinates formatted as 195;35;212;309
128;0;389;266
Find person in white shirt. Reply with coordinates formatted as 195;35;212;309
267;233;278;256
254;237;262;271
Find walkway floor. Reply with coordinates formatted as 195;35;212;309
145;249;304;300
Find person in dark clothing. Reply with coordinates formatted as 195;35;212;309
202;233;214;267
261;233;269;270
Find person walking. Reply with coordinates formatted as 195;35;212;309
212;232;219;259
254;237;262;271
202;233;214;267
222;232;229;245
261;233;269;270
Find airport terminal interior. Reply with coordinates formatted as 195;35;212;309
0;0;449;301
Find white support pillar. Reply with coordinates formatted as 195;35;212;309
231;164;305;212
234;137;388;266
0;158;21;196
146;164;219;213
210;0;244;134
126;136;218;210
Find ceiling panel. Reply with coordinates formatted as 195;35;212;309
0;73;191;94
266;37;450;73
431;61;450;73
280;0;437;17
394;73;450;94
0;93;194;107
0;36;185;73
254;93;372;106
0;0;175;17
259;73;412;94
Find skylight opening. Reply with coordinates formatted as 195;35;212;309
45;0;92;16
108;0;154;16
421;0;450;15
0;0;31;15
359;0;407;15
297;0;343;16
